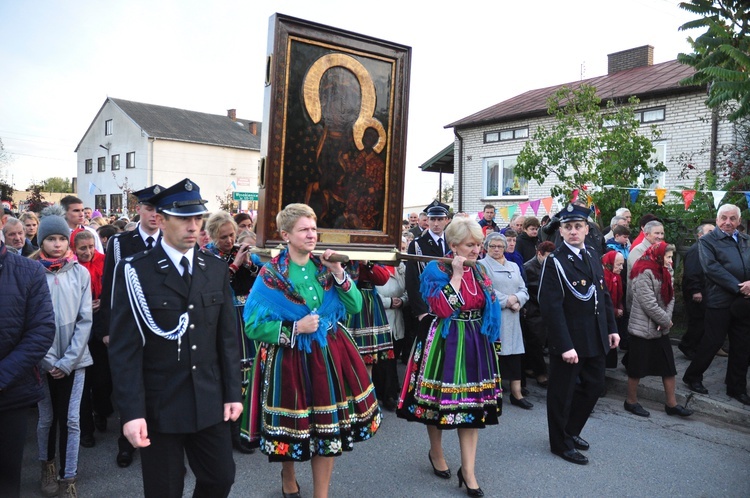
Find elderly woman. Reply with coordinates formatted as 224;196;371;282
398;217;501;497
624;242;692;418
20;212;39;249
602;251;626;368
204;211;261;454
243;203;379;498
479;233;531;409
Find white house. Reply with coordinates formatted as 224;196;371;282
75;98;261;214
441;46;737;223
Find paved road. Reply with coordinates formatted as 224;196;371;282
19;382;750;497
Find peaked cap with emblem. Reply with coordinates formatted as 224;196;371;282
131;184;166;205
555;203;591;223
149;178;208;216
425;199;450;218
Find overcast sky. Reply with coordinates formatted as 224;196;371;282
0;0;697;208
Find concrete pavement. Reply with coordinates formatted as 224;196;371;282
603;340;750;427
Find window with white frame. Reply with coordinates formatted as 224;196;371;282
85;159;93;174
639;141;667;188
111;154;120;170
483;155;528;197
485;126;528;143
126;151;135;169
603;106;666;128
105;119;113;135
97;157;106;172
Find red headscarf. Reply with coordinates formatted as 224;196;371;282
630;241;673;305
79;250;105;300
601;251;624;309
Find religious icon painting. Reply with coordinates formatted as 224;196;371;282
256;13;411;251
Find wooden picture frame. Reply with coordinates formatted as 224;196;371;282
255;13;411;251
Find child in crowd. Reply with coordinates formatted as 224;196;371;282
31;214;93;498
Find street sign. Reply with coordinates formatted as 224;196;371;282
232;191;258;201
236;177;253;186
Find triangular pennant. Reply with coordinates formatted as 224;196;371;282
711;190;726;208
655;188;667;205
745;192;750;209
586;195;593;207
530;199;541;216
682;190;697;210
498;206;509;220
571;189;579;202
519;202;530;216
477;210;483;221
507;205;517;219
629;188;640;203
541;197;553;214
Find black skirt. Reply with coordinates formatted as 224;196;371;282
498;353;523;381
622;334;677;378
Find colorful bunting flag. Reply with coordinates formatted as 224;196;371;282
655;188;667;205
519;202;529;216
498;206;509;220
507;205;517;219
746;193;750;209
541;197;553;214
682;190;696;210
571;189;579;202
530;199;541;216
629;188;640;203
711;190;726;208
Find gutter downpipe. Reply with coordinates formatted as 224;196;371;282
454;128;464;213
709;107;718;176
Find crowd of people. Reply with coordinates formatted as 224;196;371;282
1;185;749;498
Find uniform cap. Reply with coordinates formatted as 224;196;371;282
149;178;208;216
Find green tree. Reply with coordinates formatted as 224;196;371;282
678;0;750;121
0;138;13;202
42;176;73;193
436;180;454;204
514;84;665;213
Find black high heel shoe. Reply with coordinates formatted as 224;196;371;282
457;467;484;497
281;470;301;498
428;451;451;479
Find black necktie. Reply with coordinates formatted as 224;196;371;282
180;256;191;288
145;236;154;250
437;238;444;256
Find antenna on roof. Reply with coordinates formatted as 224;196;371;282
580;62;586;80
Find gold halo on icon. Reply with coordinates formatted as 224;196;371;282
303;53;386;153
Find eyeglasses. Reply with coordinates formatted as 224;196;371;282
488;245;505;250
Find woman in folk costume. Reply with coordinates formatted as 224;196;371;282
397;217;502;497
204;211;261;454
243;204;380;498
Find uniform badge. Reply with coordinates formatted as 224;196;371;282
153;185;161;194
573;281;578;286
185;180;193;191
581;279;587;286
567;205;574;212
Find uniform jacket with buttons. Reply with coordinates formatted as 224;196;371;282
100;226;158;340
538;243;617;357
108;243;240;433
406;231;444;317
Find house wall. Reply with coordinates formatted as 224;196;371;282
76;100;261;215
76;100;149;213
457;91;733;225
151;140;260;212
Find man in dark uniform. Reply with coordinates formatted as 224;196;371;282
108;178;242;498
99;184;164;467
404;199;450;472
547;199;608;259
539;203;619;465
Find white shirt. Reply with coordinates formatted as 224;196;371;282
137;224;160;248
160;239;194;276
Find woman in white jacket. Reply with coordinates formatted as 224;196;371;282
31;214;92;498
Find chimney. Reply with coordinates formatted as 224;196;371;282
607;45;654;74
249;122;257;135
227;109;237;121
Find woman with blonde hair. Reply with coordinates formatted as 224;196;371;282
398;217;501;497
243;203;380;498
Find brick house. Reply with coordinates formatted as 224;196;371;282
441;46;735;223
75;98;261;214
